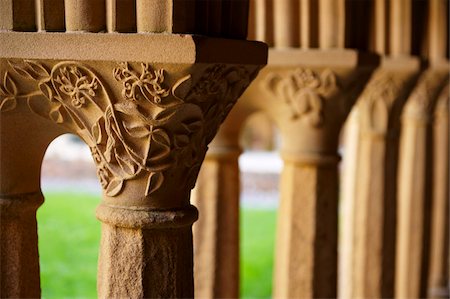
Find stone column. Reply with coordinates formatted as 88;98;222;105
0;192;43;298
349;57;420;299
192;129;242;299
428;85;449;299
395;67;449;299
0;36;266;296
240;49;378;298
0;64;67;296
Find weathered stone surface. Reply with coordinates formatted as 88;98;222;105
396;67;449;299
0;33;267;297
428;85;449;299
349;57;421;299
0;192;43;298
274;163;338;298
192;143;241;299
97;204;197;298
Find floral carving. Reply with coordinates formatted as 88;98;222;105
54;66;99;109
113;62;170;104
1;59;260;198
264;68;339;127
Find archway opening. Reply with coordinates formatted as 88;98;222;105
38;134;100;299
238;111;281;298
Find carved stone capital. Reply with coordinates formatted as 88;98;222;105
356;60;421;137
0;59;263;208
240;49;379;156
402;67;450;124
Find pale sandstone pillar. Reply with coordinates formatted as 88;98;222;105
318;0;345;48
96;204;198;298
0;0;36;31
0;35;267;297
192;103;258;299
349;58;420;299
395;67;449;299
0;192;43;298
428;86;449;299
390;0;411;56
192;141;241;299
428;0;448;63
239;49;378;298
372;0;388;54
0;71;66;297
36;0;65;31
136;0;172;33
299;0;318;48
65;0;106;32
106;0;136;33
338;108;360;299
274;152;339;298
273;0;298;47
248;0;274;45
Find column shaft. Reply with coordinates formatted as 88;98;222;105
349;66;420;299
193;151;240;298
65;0;106;32
0;0;36;31
0;192;43;298
136;0;172;33
395;70;449;298
106;0;136;33
96;204;197;298
274;158;338;298
428;86;449;298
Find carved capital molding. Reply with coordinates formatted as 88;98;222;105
246;64;374;155
356;69;418;136
263;68;339;127
0;59;262;207
403;68;449;124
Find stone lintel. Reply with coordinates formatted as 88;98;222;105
0;32;268;65
268;48;379;68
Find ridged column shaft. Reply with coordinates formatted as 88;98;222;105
136;0;172;33
106;0;136;33
0;0;36;31
274;155;338;298
395;68;449;299
192;146;241;299
428;86;449;299
36;0;65;31
65;0;106;32
349;59;420;299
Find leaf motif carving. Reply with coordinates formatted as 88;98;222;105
91;121;103;144
146;172;164;196
2;59;261;199
3;72;17;96
0;97;17;112
115;149;137;176
10;60;49;81
105;179;124;197
49;106;64;123
123;123;151;139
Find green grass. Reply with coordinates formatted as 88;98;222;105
37;192;276;299
240;209;277;299
38;192;100;299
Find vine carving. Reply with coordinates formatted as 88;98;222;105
1;60;258;198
